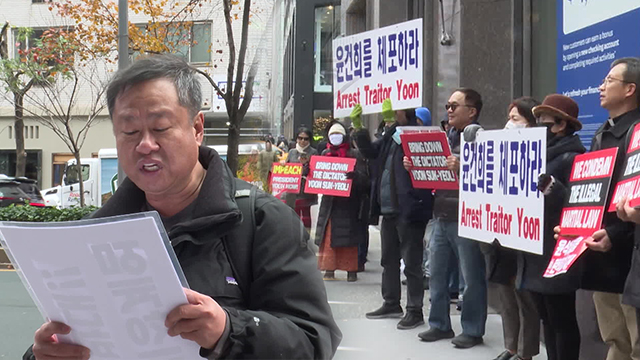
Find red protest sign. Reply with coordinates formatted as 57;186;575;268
270;163;302;196
304;156;356;197
543;235;589;278
610;123;640;210
400;132;457;190
559;148;617;237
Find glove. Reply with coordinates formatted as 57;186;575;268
381;98;395;123
537;173;555;195
350;104;363;130
463;124;483;142
345;171;356;180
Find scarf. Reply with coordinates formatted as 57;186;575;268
296;143;310;154
325;142;350;158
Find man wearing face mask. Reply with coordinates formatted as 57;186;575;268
354;100;434;331
315;121;370;282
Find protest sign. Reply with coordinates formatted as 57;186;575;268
304;156;356;197
270;163;303;196
544;235;589;278
458;128;546;255
333;18;423;118
0;213;200;360
609;122;640;210
400;131;457;190
560;148;617;236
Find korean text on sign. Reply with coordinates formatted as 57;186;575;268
560;148;617;237
304;156;356;197
458;128;546;255
270;163;303;196
610;122;640;209
333;18;423;118
400;131;457;190
544;235;589;278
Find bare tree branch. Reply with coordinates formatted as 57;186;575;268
223;0;236;109
232;0;252;122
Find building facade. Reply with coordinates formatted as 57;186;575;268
0;0;281;189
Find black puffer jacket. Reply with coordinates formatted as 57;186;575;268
517;134;586;294
581;110;639;294
24;146;342;360
354;124;433;224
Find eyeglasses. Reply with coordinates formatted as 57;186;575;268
601;76;633;86
445;103;474;112
297;136;310;141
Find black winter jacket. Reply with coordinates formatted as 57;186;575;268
315;147;370;248
516;134;586;294
354;125;434;224
581;109;639;294
24;146;341;360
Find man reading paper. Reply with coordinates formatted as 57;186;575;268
24;55;341;360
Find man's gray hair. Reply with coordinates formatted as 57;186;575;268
612;57;640;105
106;54;202;119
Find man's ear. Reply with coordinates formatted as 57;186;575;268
469;107;478;122
193;112;204;145
626;83;638;102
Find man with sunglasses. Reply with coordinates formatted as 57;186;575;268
579;57;640;360
418;88;488;349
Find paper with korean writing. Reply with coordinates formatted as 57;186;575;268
544;235;589;278
270;163;303;196
560;148;617;236
458;128;546;255
400;131;457;190
0;214;200;360
333;18;423;118
304;156;356;197
610;122;640;210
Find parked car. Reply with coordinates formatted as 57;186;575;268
0;175;46;207
0;180;31;208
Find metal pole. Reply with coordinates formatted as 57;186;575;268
117;0;129;185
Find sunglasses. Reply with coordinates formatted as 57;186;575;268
297;136;310;141
445;103;474;112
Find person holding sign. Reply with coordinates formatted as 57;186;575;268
285;127;319;233
354;100;434;331
418;88;488;349
517;94;586;360
24;55;341;360
584;57;640;360
315;121;369;282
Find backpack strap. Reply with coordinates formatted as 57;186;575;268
222;180;257;306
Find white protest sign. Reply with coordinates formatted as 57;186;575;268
0;213;200;360
333;18;423;118
458;128;546;255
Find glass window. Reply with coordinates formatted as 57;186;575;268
64;164;90;185
314;5;341;93
133;22;211;64
191;23;212;63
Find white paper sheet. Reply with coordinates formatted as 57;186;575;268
0;213;200;360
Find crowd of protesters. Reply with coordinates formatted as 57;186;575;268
272;56;640;360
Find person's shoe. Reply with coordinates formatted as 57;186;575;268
366;304;403;319
493;350;515;360
401;278;407;285
423;276;430;290
396;312;424;330
450;292;459;302
347;272;357;282
323;270;335;280
451;334;483;348
509;355;525;360
417;328;455;342
357;263;365;272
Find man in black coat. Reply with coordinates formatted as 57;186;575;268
592;57;640;359
24;55;341;360
354;100;434;331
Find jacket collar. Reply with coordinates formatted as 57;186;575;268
597;109;640;139
94;146;242;241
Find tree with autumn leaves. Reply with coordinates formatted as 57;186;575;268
49;0;265;175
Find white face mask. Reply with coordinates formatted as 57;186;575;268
329;133;344;146
504;120;527;130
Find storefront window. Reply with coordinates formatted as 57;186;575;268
314;5;341;93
